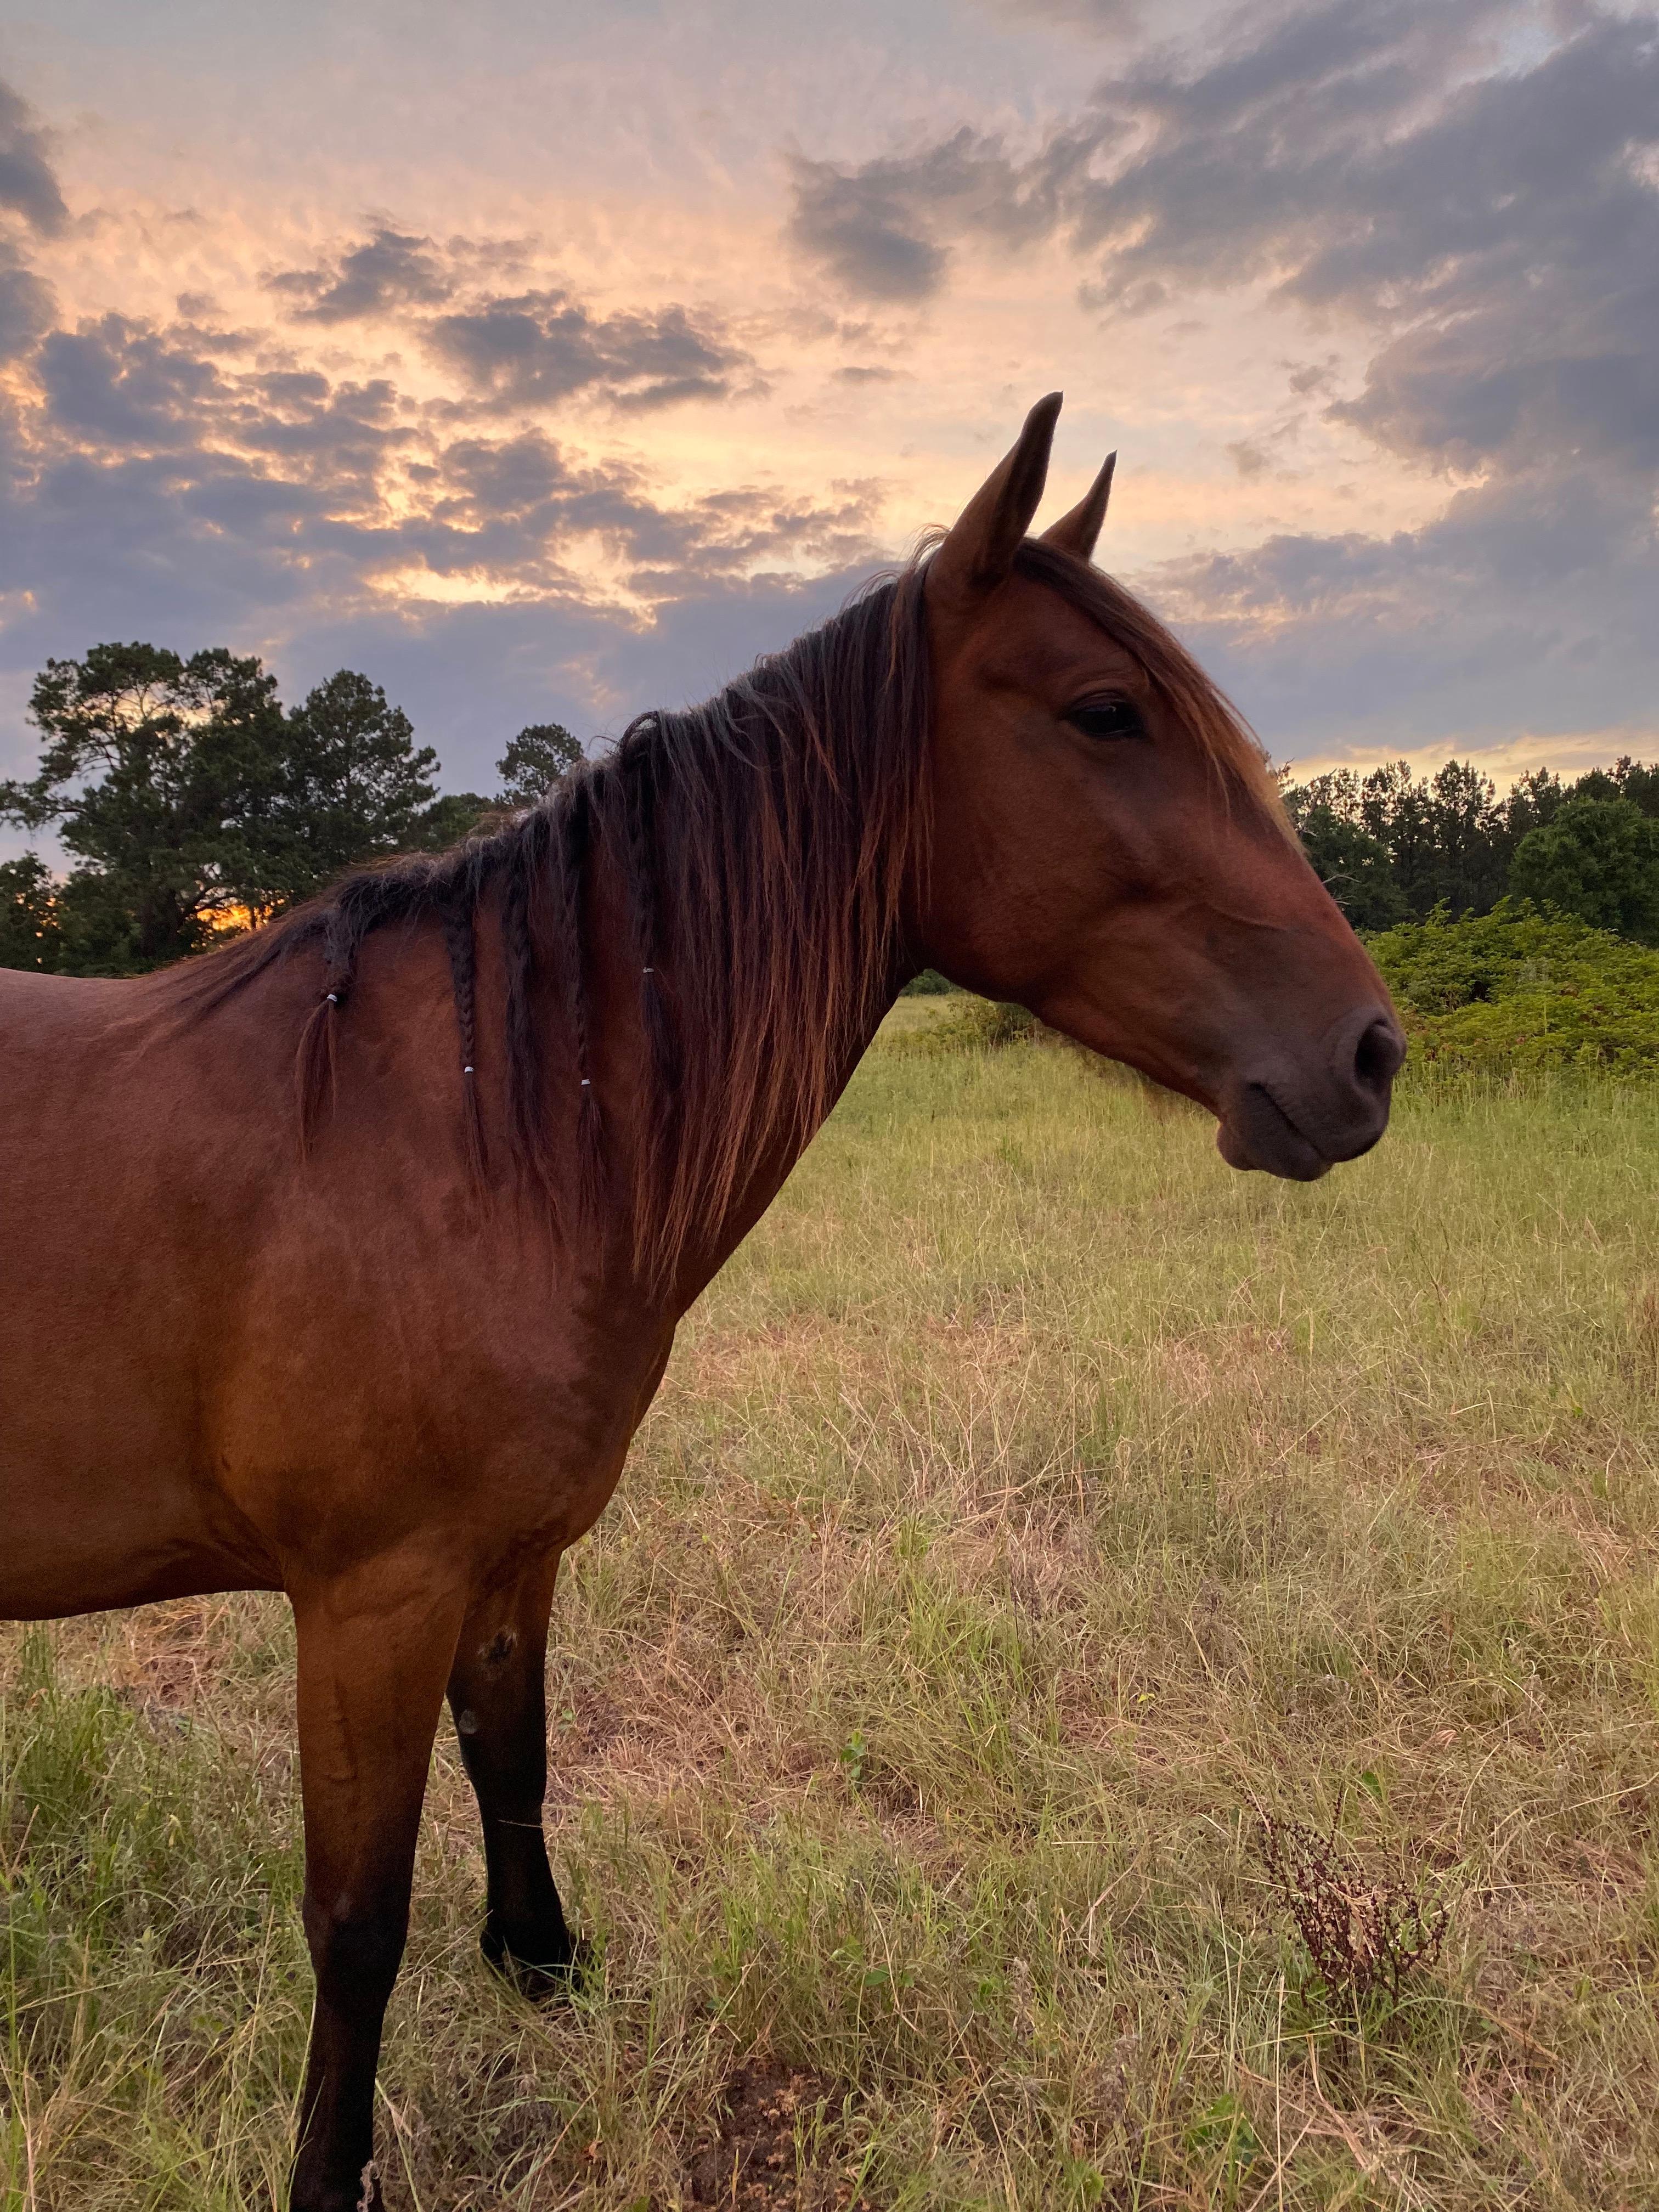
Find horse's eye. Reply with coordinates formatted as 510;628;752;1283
1066;698;1146;742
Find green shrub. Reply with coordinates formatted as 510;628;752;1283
1369;902;1659;1077
902;995;1041;1052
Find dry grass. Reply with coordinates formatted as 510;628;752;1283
4;1036;1659;2208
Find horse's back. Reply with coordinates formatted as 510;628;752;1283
0;965;196;1199
0;960;139;1032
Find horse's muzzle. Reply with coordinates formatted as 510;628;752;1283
1216;1004;1406;1180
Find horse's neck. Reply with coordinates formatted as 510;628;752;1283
667;960;903;1308
538;637;921;1308
562;819;908;1310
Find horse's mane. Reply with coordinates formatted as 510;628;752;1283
183;540;1270;1293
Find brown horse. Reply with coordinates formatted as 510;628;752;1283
0;396;1402;2210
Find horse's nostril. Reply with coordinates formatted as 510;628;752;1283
1353;1014;1404;1097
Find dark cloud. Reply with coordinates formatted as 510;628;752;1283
0;187;779;780
5;303;836;590
1147;461;1659;758
787;153;951;301
425;289;754;411
266;225;757;413
1054;2;1510;302
267;225;454;323
787;128;1071;302
0;80;67;236
435;430;574;518
1069;3;1659;478
0;80;66;365
1076;2;1659;750
791;5;1525;313
0;259;55;361
37;317;228;449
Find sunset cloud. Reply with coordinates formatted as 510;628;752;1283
0;77;66;235
267;225;456;324
425;290;755;414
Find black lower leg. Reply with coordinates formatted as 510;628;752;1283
294;1898;409;2212
448;1563;576;1994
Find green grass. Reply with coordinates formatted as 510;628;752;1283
5;1036;1659;2208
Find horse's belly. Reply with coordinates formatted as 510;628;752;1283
0;1513;280;1620
0;1361;279;1618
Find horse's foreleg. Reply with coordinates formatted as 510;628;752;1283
446;1553;577;1995
289;1567;467;2212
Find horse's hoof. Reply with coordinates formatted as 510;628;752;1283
480;1921;592;2004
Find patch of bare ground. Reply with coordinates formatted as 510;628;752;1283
685;2064;865;2209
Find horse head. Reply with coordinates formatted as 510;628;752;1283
918;393;1404;1180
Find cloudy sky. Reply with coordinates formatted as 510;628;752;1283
1;0;1655;814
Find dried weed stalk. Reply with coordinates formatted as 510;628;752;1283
1258;1797;1448;2008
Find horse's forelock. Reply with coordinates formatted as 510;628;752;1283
1011;538;1290;837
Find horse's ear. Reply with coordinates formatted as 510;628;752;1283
928;392;1063;611
1040;450;1116;565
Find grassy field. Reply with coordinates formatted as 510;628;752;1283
5;1021;1659;2209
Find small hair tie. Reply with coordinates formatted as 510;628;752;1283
324;991;338;1005
580;1077;591;1088
642;966;654;975
462;1064;475;1076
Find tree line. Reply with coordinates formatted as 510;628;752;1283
0;642;579;974
5;637;1659;975
1283;755;1659;943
